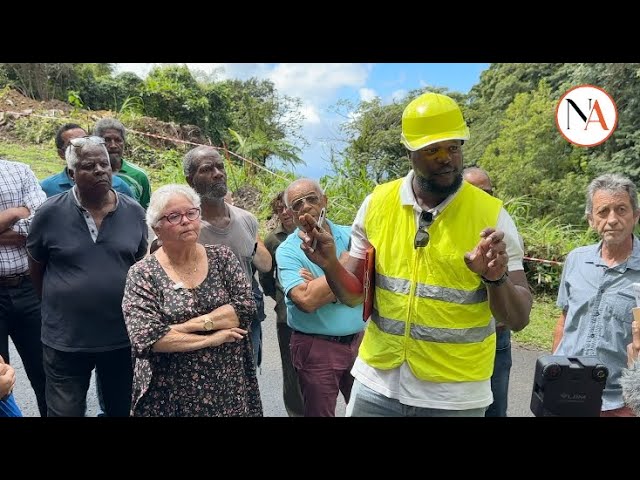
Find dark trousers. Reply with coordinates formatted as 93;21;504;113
290;331;362;417
249;280;265;368
43;344;132;417
485;328;512;417
276;322;304;417
0;277;47;417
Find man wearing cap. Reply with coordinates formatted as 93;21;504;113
298;92;532;417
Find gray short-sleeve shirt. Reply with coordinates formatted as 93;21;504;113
198;204;258;284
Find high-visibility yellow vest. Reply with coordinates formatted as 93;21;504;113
361;179;502;382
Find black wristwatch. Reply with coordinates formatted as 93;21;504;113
481;271;508;286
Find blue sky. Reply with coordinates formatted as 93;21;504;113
115;63;489;179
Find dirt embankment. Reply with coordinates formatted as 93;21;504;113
0;88;271;222
0;88;207;148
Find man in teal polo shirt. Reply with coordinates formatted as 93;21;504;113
93;118;151;209
41;123;133;199
276;178;364;417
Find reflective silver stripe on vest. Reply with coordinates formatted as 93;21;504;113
376;273;487;304
415;284;487;304
376;273;411;295
371;310;495;343
410;320;495;343
370;310;406;336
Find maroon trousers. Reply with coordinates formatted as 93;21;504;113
290;331;363;417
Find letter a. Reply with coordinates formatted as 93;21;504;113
585;100;609;130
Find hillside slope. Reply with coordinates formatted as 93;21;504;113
0;87;267;215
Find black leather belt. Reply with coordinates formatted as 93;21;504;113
0;274;28;288
295;331;358;344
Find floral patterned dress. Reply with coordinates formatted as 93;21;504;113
122;244;262;417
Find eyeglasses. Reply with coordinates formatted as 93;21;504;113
160;207;201;225
69;136;106;149
289;193;321;213
414;210;434;248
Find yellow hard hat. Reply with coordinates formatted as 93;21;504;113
401;92;470;151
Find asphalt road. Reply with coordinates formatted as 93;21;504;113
10;296;542;417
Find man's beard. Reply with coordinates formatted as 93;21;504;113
415;171;463;196
109;153;122;171
195;180;228;200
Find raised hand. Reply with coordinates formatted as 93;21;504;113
298;212;336;269
464;228;508;281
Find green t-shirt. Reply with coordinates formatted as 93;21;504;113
117;158;151;209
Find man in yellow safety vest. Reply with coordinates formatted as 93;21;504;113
297;92;533;416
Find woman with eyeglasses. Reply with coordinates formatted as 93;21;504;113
121;184;262;417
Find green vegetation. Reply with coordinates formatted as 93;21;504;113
4;62;638;352
0;63;305;168
513;296;559;351
0;141;60;179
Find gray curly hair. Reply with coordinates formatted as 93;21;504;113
93;117;126;141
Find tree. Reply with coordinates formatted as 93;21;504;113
221;78;307;165
568;63;640;182
140;65;211;129
1;63;78;101
228;128;304;173
337;86;467;182
465;63;566;165
478;81;590;225
71;66;143;112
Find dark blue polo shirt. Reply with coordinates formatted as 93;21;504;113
26;190;148;352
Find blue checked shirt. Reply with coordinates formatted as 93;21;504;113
0;159;46;276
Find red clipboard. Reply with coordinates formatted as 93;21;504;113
362;246;375;321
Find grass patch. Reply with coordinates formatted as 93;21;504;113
0;141;61;180
513;295;559;351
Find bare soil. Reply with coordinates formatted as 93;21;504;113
0;88;206;147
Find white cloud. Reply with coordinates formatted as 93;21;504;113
391;89;407;102
114;63;155;78
116;62;370;123
113;63;374;176
347;110;361;124
359;88;377;102
268;63;370;103
300;105;321;124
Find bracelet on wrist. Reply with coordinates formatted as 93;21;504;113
481;271;508;286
